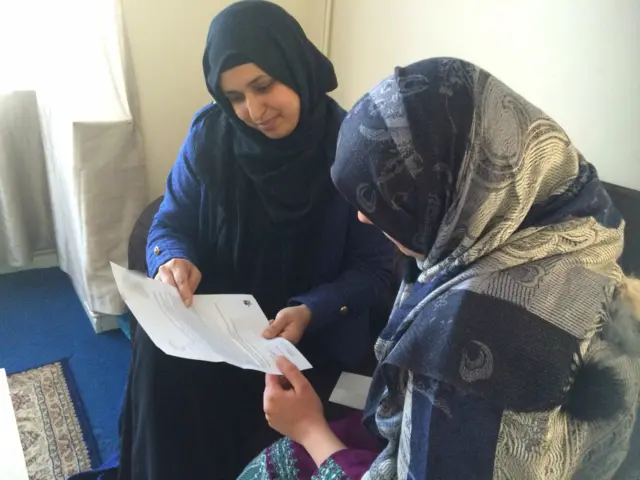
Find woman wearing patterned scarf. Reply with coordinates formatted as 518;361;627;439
239;57;640;479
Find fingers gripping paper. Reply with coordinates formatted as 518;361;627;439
111;263;312;374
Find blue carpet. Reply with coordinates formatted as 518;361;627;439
0;267;131;463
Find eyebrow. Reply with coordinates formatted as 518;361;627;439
224;74;272;95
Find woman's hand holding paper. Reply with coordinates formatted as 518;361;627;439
262;305;312;344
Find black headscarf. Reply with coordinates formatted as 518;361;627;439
193;0;344;317
203;0;340;225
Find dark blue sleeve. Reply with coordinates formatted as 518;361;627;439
146;131;202;278
406;374;503;479
290;210;394;333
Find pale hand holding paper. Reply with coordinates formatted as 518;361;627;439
110;263;312;374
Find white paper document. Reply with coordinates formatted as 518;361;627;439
0;369;29;480
111;263;312;374
329;372;373;410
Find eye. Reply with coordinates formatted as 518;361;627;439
253;81;275;94
226;93;244;104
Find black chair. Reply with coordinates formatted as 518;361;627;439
604;182;640;276
126;196;163;342
603;183;640;479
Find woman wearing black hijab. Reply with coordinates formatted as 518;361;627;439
114;2;393;479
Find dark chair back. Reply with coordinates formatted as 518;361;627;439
604;183;640;276
126;196;163;340
127;196;164;275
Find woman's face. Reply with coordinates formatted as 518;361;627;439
357;212;425;260
219;63;301;139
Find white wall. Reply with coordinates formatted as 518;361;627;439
329;0;640;190
122;0;327;198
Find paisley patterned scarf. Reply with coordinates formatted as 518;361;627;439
331;58;627;478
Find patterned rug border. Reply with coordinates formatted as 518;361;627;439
8;358;102;469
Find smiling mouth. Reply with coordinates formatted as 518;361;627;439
257;116;278;130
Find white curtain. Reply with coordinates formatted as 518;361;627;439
0;91;55;266
0;0;148;319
